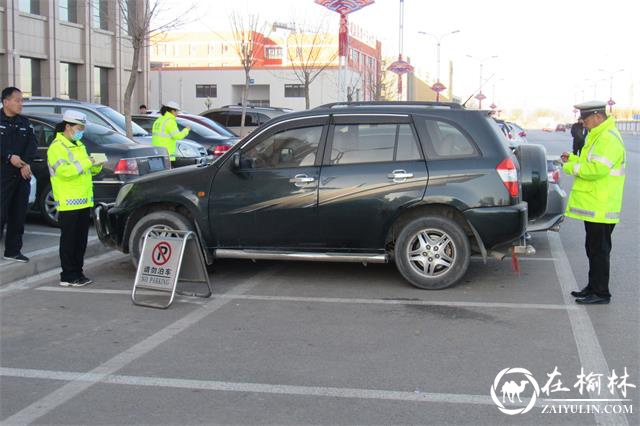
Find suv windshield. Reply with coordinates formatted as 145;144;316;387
98;107;148;137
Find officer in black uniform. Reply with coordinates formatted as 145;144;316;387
1;87;37;262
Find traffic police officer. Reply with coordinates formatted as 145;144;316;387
151;101;190;166
48;110;104;287
1;87;37;262
561;100;626;304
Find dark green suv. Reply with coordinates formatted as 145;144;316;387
96;102;547;289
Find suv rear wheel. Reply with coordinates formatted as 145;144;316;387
394;216;470;290
128;211;193;267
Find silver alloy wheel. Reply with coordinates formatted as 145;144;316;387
138;224;174;254
407;228;456;277
45;190;59;223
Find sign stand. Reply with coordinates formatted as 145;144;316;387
132;227;212;309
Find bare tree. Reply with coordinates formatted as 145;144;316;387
286;21;338;109
117;0;194;138
230;12;270;134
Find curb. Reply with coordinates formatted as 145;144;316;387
0;237;112;284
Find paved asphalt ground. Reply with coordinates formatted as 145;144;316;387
1;130;638;425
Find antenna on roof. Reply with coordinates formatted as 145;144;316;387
462;73;496;108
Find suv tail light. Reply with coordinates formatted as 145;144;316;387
114;158;139;175
548;169;559;184
496;157;519;197
212;144;232;156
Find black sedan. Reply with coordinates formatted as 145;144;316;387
132;114;240;157
25;113;170;226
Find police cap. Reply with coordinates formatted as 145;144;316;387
574;100;607;119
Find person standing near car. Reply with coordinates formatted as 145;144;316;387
571;119;588;155
151;101;190;166
561;101;626;305
1;87;37;263
48;110;104;287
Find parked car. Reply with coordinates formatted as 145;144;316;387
494;119;524;148
200;105;293;137
131;114;240;157
178;113;239;138
506;122;528;144
22;97;206;166
25;113;170;226
96;101;550;290
555;124;566;132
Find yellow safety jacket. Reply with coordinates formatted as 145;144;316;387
151;112;189;161
47;132;102;211
562;116;626;224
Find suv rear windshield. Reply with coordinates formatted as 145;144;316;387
98;107;148;137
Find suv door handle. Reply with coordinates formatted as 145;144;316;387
387;170;413;183
289;174;315;187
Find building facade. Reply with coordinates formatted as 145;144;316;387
0;0;149;111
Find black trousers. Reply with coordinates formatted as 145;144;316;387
0;174;30;256
58;207;91;282
584;221;616;299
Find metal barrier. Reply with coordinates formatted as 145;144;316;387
617;120;640;135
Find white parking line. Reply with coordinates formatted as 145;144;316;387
35;286;576;311
35;286;206;305
0;366;542;408
1;266;281;426
547;232;628;426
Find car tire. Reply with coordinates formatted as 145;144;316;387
128;210;193;268
38;183;60;227
394;216;470;290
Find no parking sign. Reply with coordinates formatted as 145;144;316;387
133;228;212;309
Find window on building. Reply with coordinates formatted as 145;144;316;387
330;123;421;165
20;58;41;97
92;0;109;30
265;47;283;60
59;0;78;22
19;0;40;15
195;84;217;98
60;62;78;100
284;84;305;98
93;66;109;105
120;0;136;35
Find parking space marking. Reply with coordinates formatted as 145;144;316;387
1;366;543;409
2;266;282;426
471;256;556;262
35;286;207;305
34;286;575;311
548;232;629;426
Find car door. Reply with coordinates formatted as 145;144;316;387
317;114;428;250
209;116;328;249
28;119;56;200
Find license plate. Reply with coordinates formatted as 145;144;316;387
148;157;165;171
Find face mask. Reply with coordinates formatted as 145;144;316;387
72;129;84;141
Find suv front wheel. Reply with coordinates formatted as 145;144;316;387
394;216;470;290
128;211;194;267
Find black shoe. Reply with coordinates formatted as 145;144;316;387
571;287;591;298
79;275;93;285
3;253;29;263
59;277;93;287
575;295;610;305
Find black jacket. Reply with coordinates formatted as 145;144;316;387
1;108;38;178
570;122;587;156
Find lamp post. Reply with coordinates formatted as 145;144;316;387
417;29;460;102
599;68;624;113
466;54;498;109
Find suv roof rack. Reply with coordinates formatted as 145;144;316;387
315;101;464;110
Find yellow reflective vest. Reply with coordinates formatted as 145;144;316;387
151;112;189;161
47;132;102;212
562;116;626;224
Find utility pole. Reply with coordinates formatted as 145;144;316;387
417;29;460;102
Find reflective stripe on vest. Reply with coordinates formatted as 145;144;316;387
48;158;68;176
569;207;595;218
59;142;85;174
65;197;89;206
606;212;620;220
573;163;581;174
590;154;614;168
610;165;625;176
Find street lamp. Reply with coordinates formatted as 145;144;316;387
599;68;624;113
466;54;498;109
417;29;460;102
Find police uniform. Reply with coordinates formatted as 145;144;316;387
151;101;189;163
47;110;102;286
0;107;37;261
562;101;626;304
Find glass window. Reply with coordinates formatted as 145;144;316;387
204;111;226;126
120;0;135;35
421;119;478;159
175;118;218;138
59;0;77;22
284;84;304;98
93;67;109;105
22;105;56;114
96;106;148;136
20;58;41;97
92;0;109;30
132;116;155;132
20;0;40;14
59;62;78;100
241;126;323;169
85;125;137;146
30;121;56;147
194;116;237;137
225;112;258;127
331;123;398;164
265;47;282;59
195;84;217;98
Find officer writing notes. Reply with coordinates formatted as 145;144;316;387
47;110;104;287
561;101;626;305
1;87;37;263
151;101;190;167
